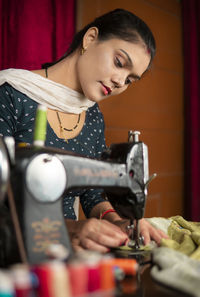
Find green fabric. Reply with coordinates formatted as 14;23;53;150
161;216;200;260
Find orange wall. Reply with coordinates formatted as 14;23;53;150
77;0;184;218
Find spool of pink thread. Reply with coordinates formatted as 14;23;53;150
67;261;88;296
87;263;101;293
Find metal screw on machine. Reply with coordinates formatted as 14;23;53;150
128;130;141;143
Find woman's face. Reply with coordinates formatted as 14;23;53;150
76;30;151;102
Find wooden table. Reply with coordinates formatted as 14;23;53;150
112;249;192;297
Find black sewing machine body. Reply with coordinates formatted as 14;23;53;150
0;133;151;265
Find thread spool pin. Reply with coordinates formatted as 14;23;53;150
133;131;140;142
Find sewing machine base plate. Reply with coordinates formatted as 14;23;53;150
111;248;151;264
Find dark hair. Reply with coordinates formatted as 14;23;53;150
43;8;156;69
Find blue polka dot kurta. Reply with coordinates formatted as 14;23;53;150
0;82;106;219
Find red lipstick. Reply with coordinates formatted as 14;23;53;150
101;83;112;95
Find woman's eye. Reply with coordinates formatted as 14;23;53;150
115;57;123;68
125;77;132;85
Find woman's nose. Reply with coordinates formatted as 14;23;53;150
111;74;125;88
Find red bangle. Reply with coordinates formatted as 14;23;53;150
100;209;116;219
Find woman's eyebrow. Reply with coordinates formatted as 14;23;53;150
119;49;141;80
119;49;133;66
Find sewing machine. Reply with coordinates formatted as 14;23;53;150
0;131;155;265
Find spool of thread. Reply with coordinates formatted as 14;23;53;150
33;104;47;146
67;261;88;297
99;256;115;291
111;258;138;276
10;265;32;297
75;251;102;294
87;263;101;293
0;270;14;297
33;264;52;297
48;262;71;297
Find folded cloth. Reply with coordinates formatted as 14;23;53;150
148;216;200;296
117;216;200;259
148;215;200;259
151;247;200;297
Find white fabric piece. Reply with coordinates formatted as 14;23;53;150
151;247;200;297
146;217;172;234
0;68;95;114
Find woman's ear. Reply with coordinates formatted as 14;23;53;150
82;27;99;49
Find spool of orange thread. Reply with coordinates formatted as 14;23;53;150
111;258;138;276
99;256;115;291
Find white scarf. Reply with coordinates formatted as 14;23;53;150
0;68;95;114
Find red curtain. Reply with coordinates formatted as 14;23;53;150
0;0;75;70
182;0;200;221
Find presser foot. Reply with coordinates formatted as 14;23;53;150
126;219;142;250
128;237;145;250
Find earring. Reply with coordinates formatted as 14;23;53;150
81;47;86;55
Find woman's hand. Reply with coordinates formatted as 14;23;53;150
114;218;168;246
65;218;128;253
138;218;169;245
76;202;168;249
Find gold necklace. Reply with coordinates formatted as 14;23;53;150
56;112;81;132
56;111;81;143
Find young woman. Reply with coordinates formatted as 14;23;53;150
0;8;168;252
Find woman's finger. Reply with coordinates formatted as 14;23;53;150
80;237;111;253
83;219;128;243
70;218;128;252
139;218;168;245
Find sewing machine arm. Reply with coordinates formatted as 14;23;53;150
0;134;154;264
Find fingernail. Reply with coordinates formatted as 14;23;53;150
120;240;126;246
124;238;129;245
